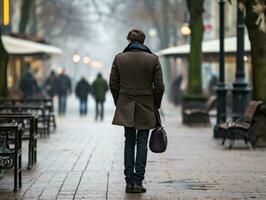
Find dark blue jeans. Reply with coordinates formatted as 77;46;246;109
58;95;67;115
95;101;104;121
124;127;149;184
79;99;88;115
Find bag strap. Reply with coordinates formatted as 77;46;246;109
155;109;162;127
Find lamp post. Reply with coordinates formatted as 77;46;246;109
148;28;157;50
232;0;251;117
83;56;90;65
72;53;81;82
180;23;191;44
83;56;91;76
149;29;157;38
73;54;81;63
214;0;228;138
180;23;191;36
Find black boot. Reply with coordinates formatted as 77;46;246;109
125;183;134;193
132;183;147;193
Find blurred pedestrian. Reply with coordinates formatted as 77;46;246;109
109;29;164;193
19;65;38;99
208;74;218;95
57;68;72;115
75;77;91;115
92;73;108;121
44;70;58;98
171;75;183;106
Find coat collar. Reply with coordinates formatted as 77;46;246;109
123;42;153;54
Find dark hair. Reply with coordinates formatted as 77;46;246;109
97;73;102;78
127;29;145;43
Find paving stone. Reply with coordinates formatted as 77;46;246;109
0;100;265;199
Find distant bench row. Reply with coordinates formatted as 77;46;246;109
0;98;56;191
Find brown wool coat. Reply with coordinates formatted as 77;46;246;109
109;50;165;129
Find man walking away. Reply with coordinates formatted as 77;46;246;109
75;77;91;115
44;70;58;98
92;73;108;121
109;29;164;193
57;68;72;115
19;66;38;99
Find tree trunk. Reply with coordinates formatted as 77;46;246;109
0;30;9;97
186;0;204;95
160;1;172;94
29;0;37;35
19;0;34;34
245;0;266;146
245;1;266;102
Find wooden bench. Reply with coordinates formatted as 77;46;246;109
183;96;216;126
0;123;22;191
219;100;263;149
0;114;38;169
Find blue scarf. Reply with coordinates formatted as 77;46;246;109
123;42;153;54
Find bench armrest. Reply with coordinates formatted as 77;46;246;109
234;116;247;123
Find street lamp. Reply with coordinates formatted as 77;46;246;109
91;60;103;69
72;54;81;63
82;56;91;77
149;29;157;38
180;23;191;44
180;23;191;36
83;56;91;64
232;0;251;117
148;28;157;49
72;53;81;83
214;0;228;138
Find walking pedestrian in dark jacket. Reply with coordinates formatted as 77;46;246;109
92;73;108;121
109;29;164;193
44;70;58;98
75;77;91;115
57;69;72;115
208;74;218;95
19;70;38;99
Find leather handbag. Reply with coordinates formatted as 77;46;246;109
149;109;167;153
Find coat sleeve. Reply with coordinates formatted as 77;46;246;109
68;77;72;94
75;83;79;97
109;56;120;105
153;57;165;109
87;82;91;94
104;80;109;92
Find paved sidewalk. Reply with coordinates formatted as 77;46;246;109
0;100;266;200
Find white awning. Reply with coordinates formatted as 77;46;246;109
2;35;62;56
157;35;251;57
